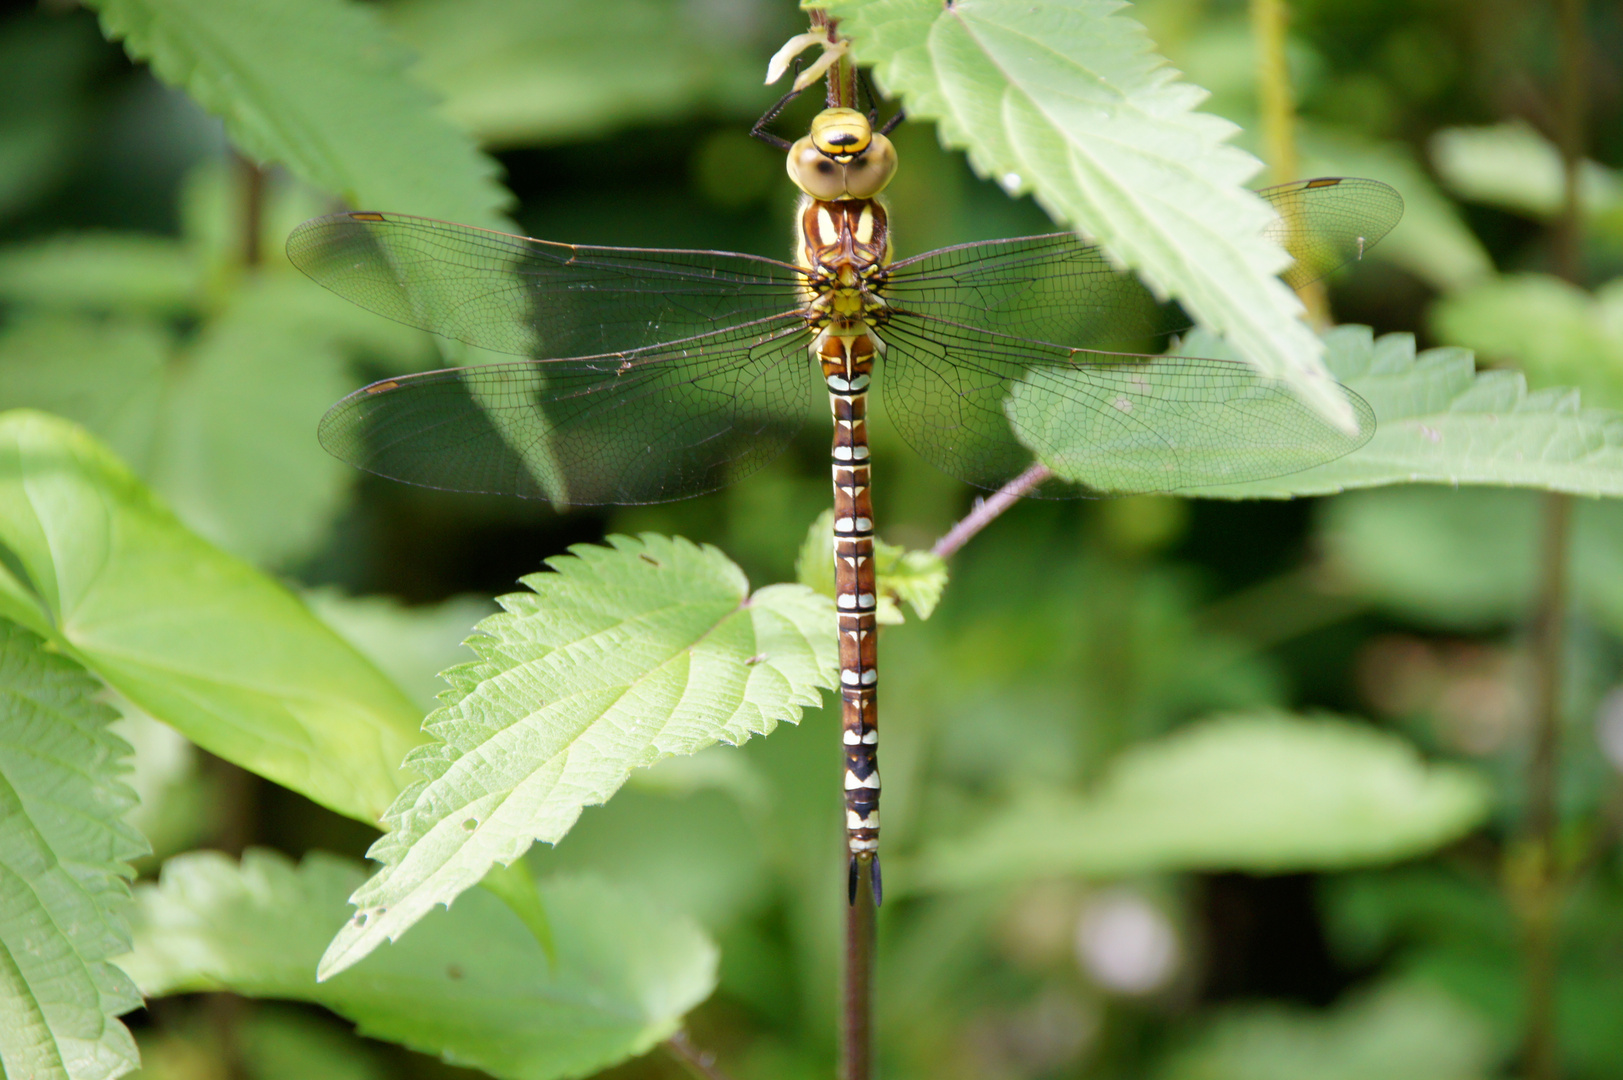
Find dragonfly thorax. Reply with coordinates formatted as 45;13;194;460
799;198;892;335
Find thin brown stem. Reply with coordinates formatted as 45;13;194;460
1249;0;1299;186
1249;0;1327;323
931;463;1051;560
1552;0;1588;283
235;152;266;269
1517;3;1588;1077
1521;489;1571;1080
842;858;877;1080
664;1031;735;1080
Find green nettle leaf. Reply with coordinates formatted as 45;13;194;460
912;712;1490;891
0;619;145;1080
1429;121;1622;223
1172;326;1623;499
1156;981;1494;1080
81;0;510;229
832;0;1352;426
1432;274;1623;413
385;0;772;147
118;850;717;1080
795;509;948;623
0;410;424;823
319;535;837;979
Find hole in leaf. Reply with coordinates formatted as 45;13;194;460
463;818;478;831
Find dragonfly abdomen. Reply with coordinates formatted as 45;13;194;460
822;330;882;902
801;194;891;903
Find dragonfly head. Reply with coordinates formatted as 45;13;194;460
788;107;897;201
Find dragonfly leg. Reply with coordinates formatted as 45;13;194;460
751;82;804;151
856;67;905;137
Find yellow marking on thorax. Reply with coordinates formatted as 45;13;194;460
854;205;874;245
817;206;838;244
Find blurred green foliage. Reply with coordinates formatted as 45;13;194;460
1;0;1622;1079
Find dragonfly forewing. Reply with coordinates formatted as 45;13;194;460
318;317;815;505
882;177;1403;352
286;211;811;359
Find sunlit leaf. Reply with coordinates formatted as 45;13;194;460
82;0;510;228
0;411;424;823
831;0;1353;426
319;535;836;978
1178;326;1623;498
0;619;145;1080
119;850;717;1080
911;712;1490;891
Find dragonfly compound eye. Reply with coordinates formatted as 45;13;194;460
840;134;897;199
788;135;854;200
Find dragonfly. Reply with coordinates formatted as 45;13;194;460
286;104;1401;905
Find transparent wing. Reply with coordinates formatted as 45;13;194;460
1265;177;1406;288
882;178;1404;347
318;317;815;505
876;315;1374;496
286;211;810;359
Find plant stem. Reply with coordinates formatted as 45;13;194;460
664;1031;736;1080
235;152;266;269
1249;0;1299;187
1249;0;1328;323
842;857;877;1080
1522;489;1571;1080
1552;0;1588;283
931;463;1052;560
1519;2;1587;1076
